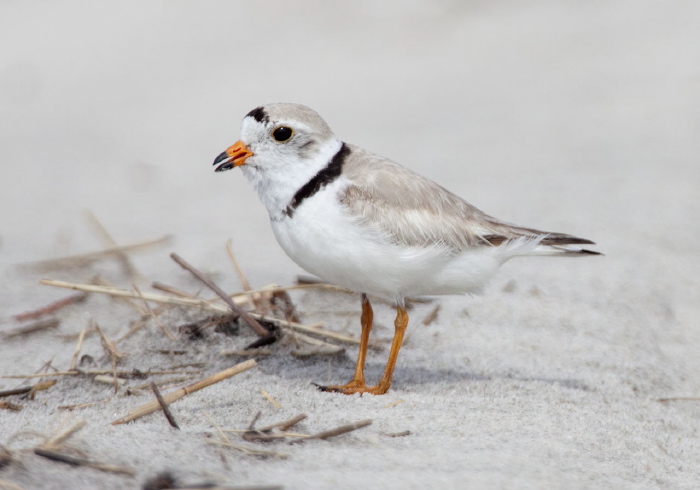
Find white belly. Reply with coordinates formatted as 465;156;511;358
270;186;504;301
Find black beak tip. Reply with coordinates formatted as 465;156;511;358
214;163;233;172
213;151;230;167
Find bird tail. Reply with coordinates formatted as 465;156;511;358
505;234;601;257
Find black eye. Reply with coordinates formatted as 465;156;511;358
272;126;294;142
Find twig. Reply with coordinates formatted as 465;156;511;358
259;390;281;409
382;399;405;409
255;316;358;345
0;402;23;411
226;239;255;310
133;283;175;340
85;211;140;280
93;275;147;315
151;282;196;298
28;380;56;399
44;419;87;447
296;275;434;307
170;253;270;338
0;387;32;398
95;323;123;393
421;304;441;326
111;359;257;425
58;401;102;411
221;349;272;357
203;411;232;444
297;419;372;442
383;430;411;437
12;293;88;322
69;327;87;371
20;235;172;271
2;368;200;379
205;440;288;458
93;375;126;386
231;283;347;297
130;376;192;391
203;411;286;457
271;290;300;323
40;280;358;345
33;448;135;476
151;382;180;430
242;431;288;443
246;411;262;431
295;275;351;292
38;279;252;312
2;318;60;339
258;414;307;432
289;331;344;356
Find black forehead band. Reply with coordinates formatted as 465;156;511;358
246;107;269;124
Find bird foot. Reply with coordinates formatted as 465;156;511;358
313;381;389;395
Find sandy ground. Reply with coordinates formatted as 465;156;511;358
1;1;699;489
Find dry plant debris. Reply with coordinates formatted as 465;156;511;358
112;360;257;425
2;418;136;477
39;280;360;350
150;382;180;429
221;412;373;447
11;292;88;323
1;318;60;339
19;235;172;271
3;224;401;486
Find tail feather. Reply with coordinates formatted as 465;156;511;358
485;233;602;257
539;234;596;246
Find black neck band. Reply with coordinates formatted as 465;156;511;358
285;142;350;217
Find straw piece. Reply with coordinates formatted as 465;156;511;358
258;414;307;433
93;375;126;386
69;327;87;371
226;239;255;310
421;304;441;326
297;419;372;442
40;280;358;346
44;419;87;447
133;283;175;340
111;360;257;425
12;293;88;322
169;253;270;337
85;210;140;280
383;430;411;437
33;448;135;476
151;282;196;298
260;390;281;409
0;402;23;411
151;382;180;430
246;314;358;345
21;235;172;271
2;318;60;339
28;380;56;399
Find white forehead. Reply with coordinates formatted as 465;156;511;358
239;103;334;141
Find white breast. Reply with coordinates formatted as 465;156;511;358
270;178;505;301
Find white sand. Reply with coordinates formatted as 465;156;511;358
1;1;699;488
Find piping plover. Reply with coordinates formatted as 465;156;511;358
213;103;600;395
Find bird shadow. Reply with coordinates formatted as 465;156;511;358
256;352;591;392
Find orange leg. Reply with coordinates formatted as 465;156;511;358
317;296;408;395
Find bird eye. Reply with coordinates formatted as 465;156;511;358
272;126;294;142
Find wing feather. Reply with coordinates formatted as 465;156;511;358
339;144;596;254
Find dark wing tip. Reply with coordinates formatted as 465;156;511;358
541;235;596;246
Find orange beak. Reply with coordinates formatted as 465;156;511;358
213;140;254;172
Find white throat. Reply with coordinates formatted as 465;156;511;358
240;138;344;221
